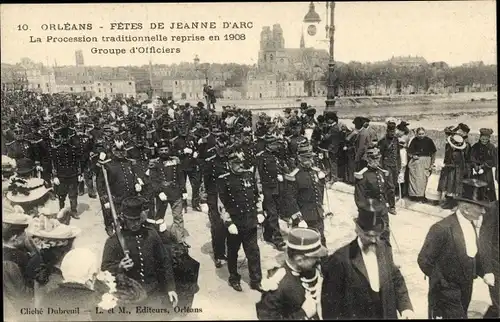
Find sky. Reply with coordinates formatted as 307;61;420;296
0;1;497;67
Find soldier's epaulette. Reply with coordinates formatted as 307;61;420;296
6;141;14;146
218;172;230;179
284;168;299;181
148;158;160;168
255;151;264;157
354;167;368;180
261;267;286;292
169;156;180;165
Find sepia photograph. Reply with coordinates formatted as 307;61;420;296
1;1;498;321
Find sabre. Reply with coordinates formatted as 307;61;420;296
101;164;130;258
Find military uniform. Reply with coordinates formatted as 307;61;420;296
217;166;262;290
378;134;400;211
101;222;176;317
197;133;228;264
6;138;37;162
149;153;187;243
49;133;82;215
96;153;144;232
172;135;202;210
75;131;95;196
256;142;286;248
354;166;392;246
283;165;327;246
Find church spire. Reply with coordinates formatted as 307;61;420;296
300;30;305;49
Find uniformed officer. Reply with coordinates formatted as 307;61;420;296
197;123;228;268
172;118;202;212
217;149;263;293
96;138;144;236
285;118;307;169
75;122;95;197
256;135;287;251
149;139;189;246
354;144;393;248
6;126;37;162
378;119;400;214
101;196;178;312
283;141;328;246
49;127;82;220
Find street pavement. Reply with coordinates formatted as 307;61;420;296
70;186;492;320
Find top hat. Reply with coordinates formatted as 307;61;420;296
300;102;308;109
286;227;328;257
16;158;35;175
197;101;205;108
447;134;466;150
120;196;146;219
479;128;494;137
355;209;385;233
454;178;490;208
396;121;410;133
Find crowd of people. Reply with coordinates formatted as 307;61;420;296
2;89;498;320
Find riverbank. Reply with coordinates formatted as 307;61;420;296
213;91;497;110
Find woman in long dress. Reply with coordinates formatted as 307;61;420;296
407;127;437;202
437;130;468;208
470;128;498;202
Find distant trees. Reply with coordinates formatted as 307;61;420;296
325;61;497;95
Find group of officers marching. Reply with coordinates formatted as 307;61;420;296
3;91;498;320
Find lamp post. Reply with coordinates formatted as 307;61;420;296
303;1;336;110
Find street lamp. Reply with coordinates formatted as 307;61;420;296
303;1;336;110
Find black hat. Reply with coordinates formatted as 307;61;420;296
324;111;338;122
455;123;470;135
479;128;494;137
397;121;410;133
305;108;316;117
283;107;292;113
120;196;146;219
355;209;385;233
197;101;205;108
16;158;35;175
454;178;490;208
353;117;364;126
297;141;313;155
300;102;308;110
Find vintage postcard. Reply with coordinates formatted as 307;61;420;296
1;2;498;321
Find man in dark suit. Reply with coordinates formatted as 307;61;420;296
418;179;489;319
321;209;414;319
479;200;499;318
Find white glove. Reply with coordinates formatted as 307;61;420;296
104;202;110;209
257;214;266;224
277;174;284;182
301;293;317;318
35;165;43;172
484;273;495;287
478;169;484;175
228;224;238;235
193;151;198;158
400;310;415;319
182;193;188;200
398;172;405;184
168;291;179;308
53;177;60;185
137;178;144;186
78;175;84;182
184;147;193;154
472;168;478;175
135;184;142;192
317;171;326;179
343;146;347;151
298;220;308;228
159;192;167;201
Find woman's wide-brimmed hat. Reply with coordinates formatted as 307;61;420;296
447;134;466;150
6;177;52;204
26;216;81;249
